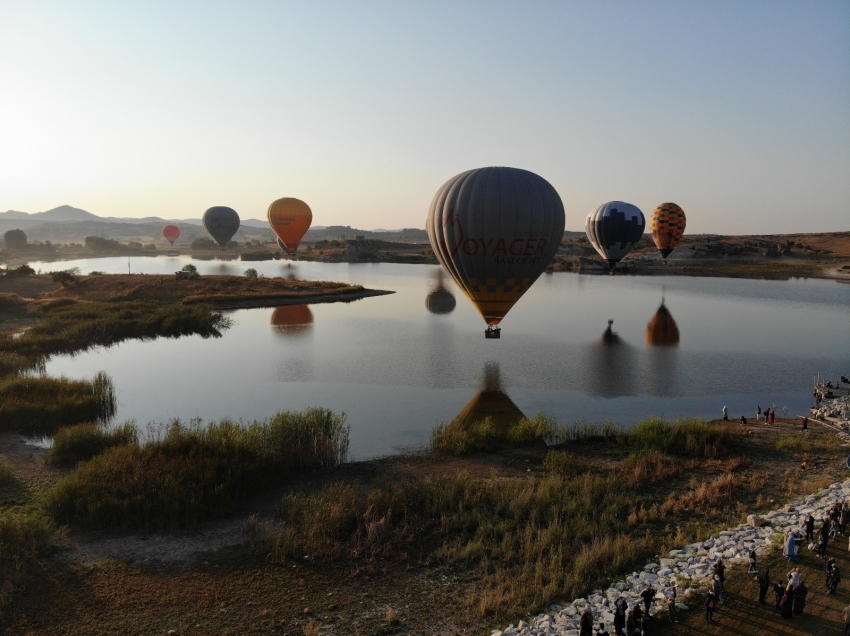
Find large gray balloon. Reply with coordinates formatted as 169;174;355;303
427;167;565;326
203;206;241;248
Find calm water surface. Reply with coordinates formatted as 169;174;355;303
33;257;850;459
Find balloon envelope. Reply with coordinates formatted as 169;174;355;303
203;207;240;248
162;224;180;245
649;203;686;259
645;302;680;346
585;201;645;269
427;167;565;326
268;198;312;255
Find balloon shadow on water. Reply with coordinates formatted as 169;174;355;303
643;300;681;397
270;305;314;338
581;319;638;397
426;270;456;316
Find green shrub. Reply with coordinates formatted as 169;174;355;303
46;422;138;466
46;408;349;530
624;417;733;458
431;413;554;455
5;264;34;278
775;434;842;455
0;372;116;435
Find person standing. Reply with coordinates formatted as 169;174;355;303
769;410;776;425
773;580;785;610
748;547;758;574
613;596;627;636
806;513;815;543
625;608;636;636
827;557;837;587
801;416;809;432
793;580;808;615
667;583;678;623
764;408;771;424
780;582;794;619
830;564;842;595
705;589;717;623
580;606;594;636
785;530;799;562
757;567;771;604
595;622;609;636
841;501;849;535
757;405;762;420
722;405;728;421
640;582;655;615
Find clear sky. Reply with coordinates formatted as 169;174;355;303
1;1;848;233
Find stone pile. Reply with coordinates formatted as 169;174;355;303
812;396;850;426
493;480;850;636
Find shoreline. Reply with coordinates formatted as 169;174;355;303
211;287;394;309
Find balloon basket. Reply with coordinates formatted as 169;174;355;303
484;327;502;339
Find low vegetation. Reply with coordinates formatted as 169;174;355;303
0;511;57;614
46;408;349;530
246;416;752;618
430;413;554;455
45;422;138;466
0;372;116;435
775;433;844;455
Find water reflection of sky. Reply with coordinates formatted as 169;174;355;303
35;256;850;459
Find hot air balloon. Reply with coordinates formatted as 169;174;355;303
427;167;565;337
203;206;240;249
162;224;180;245
268;198;312;258
585;201;645;273
645;300;680;347
649;203;686;263
270;304;314;337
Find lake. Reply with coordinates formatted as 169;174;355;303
31;256;850;459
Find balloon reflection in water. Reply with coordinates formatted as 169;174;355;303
583;319;637;397
453;363;526;433
644;299;681;396
645;301;680;347
270;305;314;337
426;270;456;315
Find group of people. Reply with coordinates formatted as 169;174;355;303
755;405;777;425
774;567;808;618
704;559;726;622
578;581;680;636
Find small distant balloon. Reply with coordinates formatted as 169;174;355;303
649;203;686;262
585;201;645;273
268;198;312;258
427;167;565;330
203;206;240;248
162;224;180;245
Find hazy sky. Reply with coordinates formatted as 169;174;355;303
1;1;848;233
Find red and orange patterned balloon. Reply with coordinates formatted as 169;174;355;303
649;203;686;261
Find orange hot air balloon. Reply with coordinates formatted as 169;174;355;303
162;224;180;245
645;301;680;347
270;304;314;337
649;203;686;262
267;198;312;257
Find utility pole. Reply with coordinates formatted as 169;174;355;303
128;257;130;275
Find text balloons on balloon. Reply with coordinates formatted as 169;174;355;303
585;201;645;273
162;225;180;245
203;206;240;248
268;198;312;258
427;167;565;332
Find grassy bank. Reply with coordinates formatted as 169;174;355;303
0;372;116;435
46;408;349;531
247;417;749;618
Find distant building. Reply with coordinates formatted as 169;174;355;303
339;234;366;241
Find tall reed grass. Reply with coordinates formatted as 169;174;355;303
0;372;116;435
0;511;56;614
46;408;349;530
430;414;554;455
45;422;137;466
623;417;732;458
